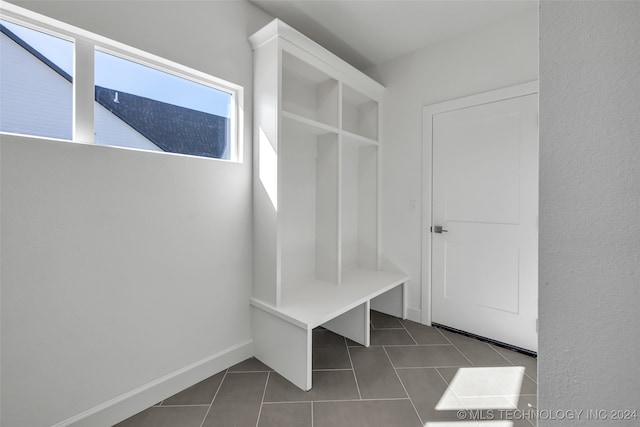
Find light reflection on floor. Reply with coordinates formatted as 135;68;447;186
437;366;526;410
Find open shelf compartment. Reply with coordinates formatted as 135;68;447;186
282;51;339;128
280;119;340;288
342;83;379;141
341;141;378;273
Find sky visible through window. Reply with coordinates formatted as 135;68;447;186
2;19;231;119
1;19;73;75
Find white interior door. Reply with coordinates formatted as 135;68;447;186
429;89;538;352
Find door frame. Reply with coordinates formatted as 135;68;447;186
421;81;539;326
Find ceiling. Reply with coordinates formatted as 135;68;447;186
249;0;537;71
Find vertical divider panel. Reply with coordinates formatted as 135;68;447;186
370;284;405;319
341;142;359;271
358;146;378;270
253;38;281;307
317;80;339;127
280;120;319;287
358;101;378;141
337;82;344;283
316;133;340;284
376;100;382;270
342;84;379;140
322;301;370;346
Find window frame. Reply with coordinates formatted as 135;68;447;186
0;3;243;162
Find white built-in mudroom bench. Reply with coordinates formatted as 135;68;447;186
250;19;409;391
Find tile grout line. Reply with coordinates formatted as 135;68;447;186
262;397;412;405
401;321;420;346
434;368;451;386
428;336;478;416
345;337;363;400
440;332;475;367
312;368;353;371
434;326;449;341
348;343;454;348
382;346;424;426
198;369;228;427
454;393;531;399
358;344;421;348
524;372;537;384
394;364;479;369
157;404;211;408
254;371;270;427
491;345;538;384
489;344;516;366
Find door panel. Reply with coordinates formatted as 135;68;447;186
431;93;538;352
443;111;521;225
444;241;519;314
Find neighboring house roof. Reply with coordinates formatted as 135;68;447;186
94;87;228;159
1;22;228;159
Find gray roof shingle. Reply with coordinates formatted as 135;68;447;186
95;86;229;159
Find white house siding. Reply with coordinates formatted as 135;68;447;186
0;31;72;139
94;102;162;152
2;31;161;151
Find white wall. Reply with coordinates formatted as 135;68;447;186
366;8;538;319
539;1;640;423
0;1;272;426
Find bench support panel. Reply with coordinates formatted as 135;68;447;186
370;282;406;319
251;307;311;390
322;301;370;347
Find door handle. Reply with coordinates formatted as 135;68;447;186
432;225;448;234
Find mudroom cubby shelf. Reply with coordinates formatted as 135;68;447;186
342;83;379;141
250;19;409;391
282;51;339;128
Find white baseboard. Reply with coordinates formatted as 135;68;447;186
406;306;422;323
54;340;254;427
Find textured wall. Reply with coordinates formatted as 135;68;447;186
539;1;640;424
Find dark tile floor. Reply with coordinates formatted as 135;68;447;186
115;311;537;427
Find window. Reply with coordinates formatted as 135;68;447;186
0;19;73;140
94;50;234;160
0;4;242;161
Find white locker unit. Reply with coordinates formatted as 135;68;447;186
250;19;408;391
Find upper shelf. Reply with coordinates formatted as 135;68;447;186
280;53;379;143
342;84;378;141
250;19;385;102
282;52;339;128
282;111;339;136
